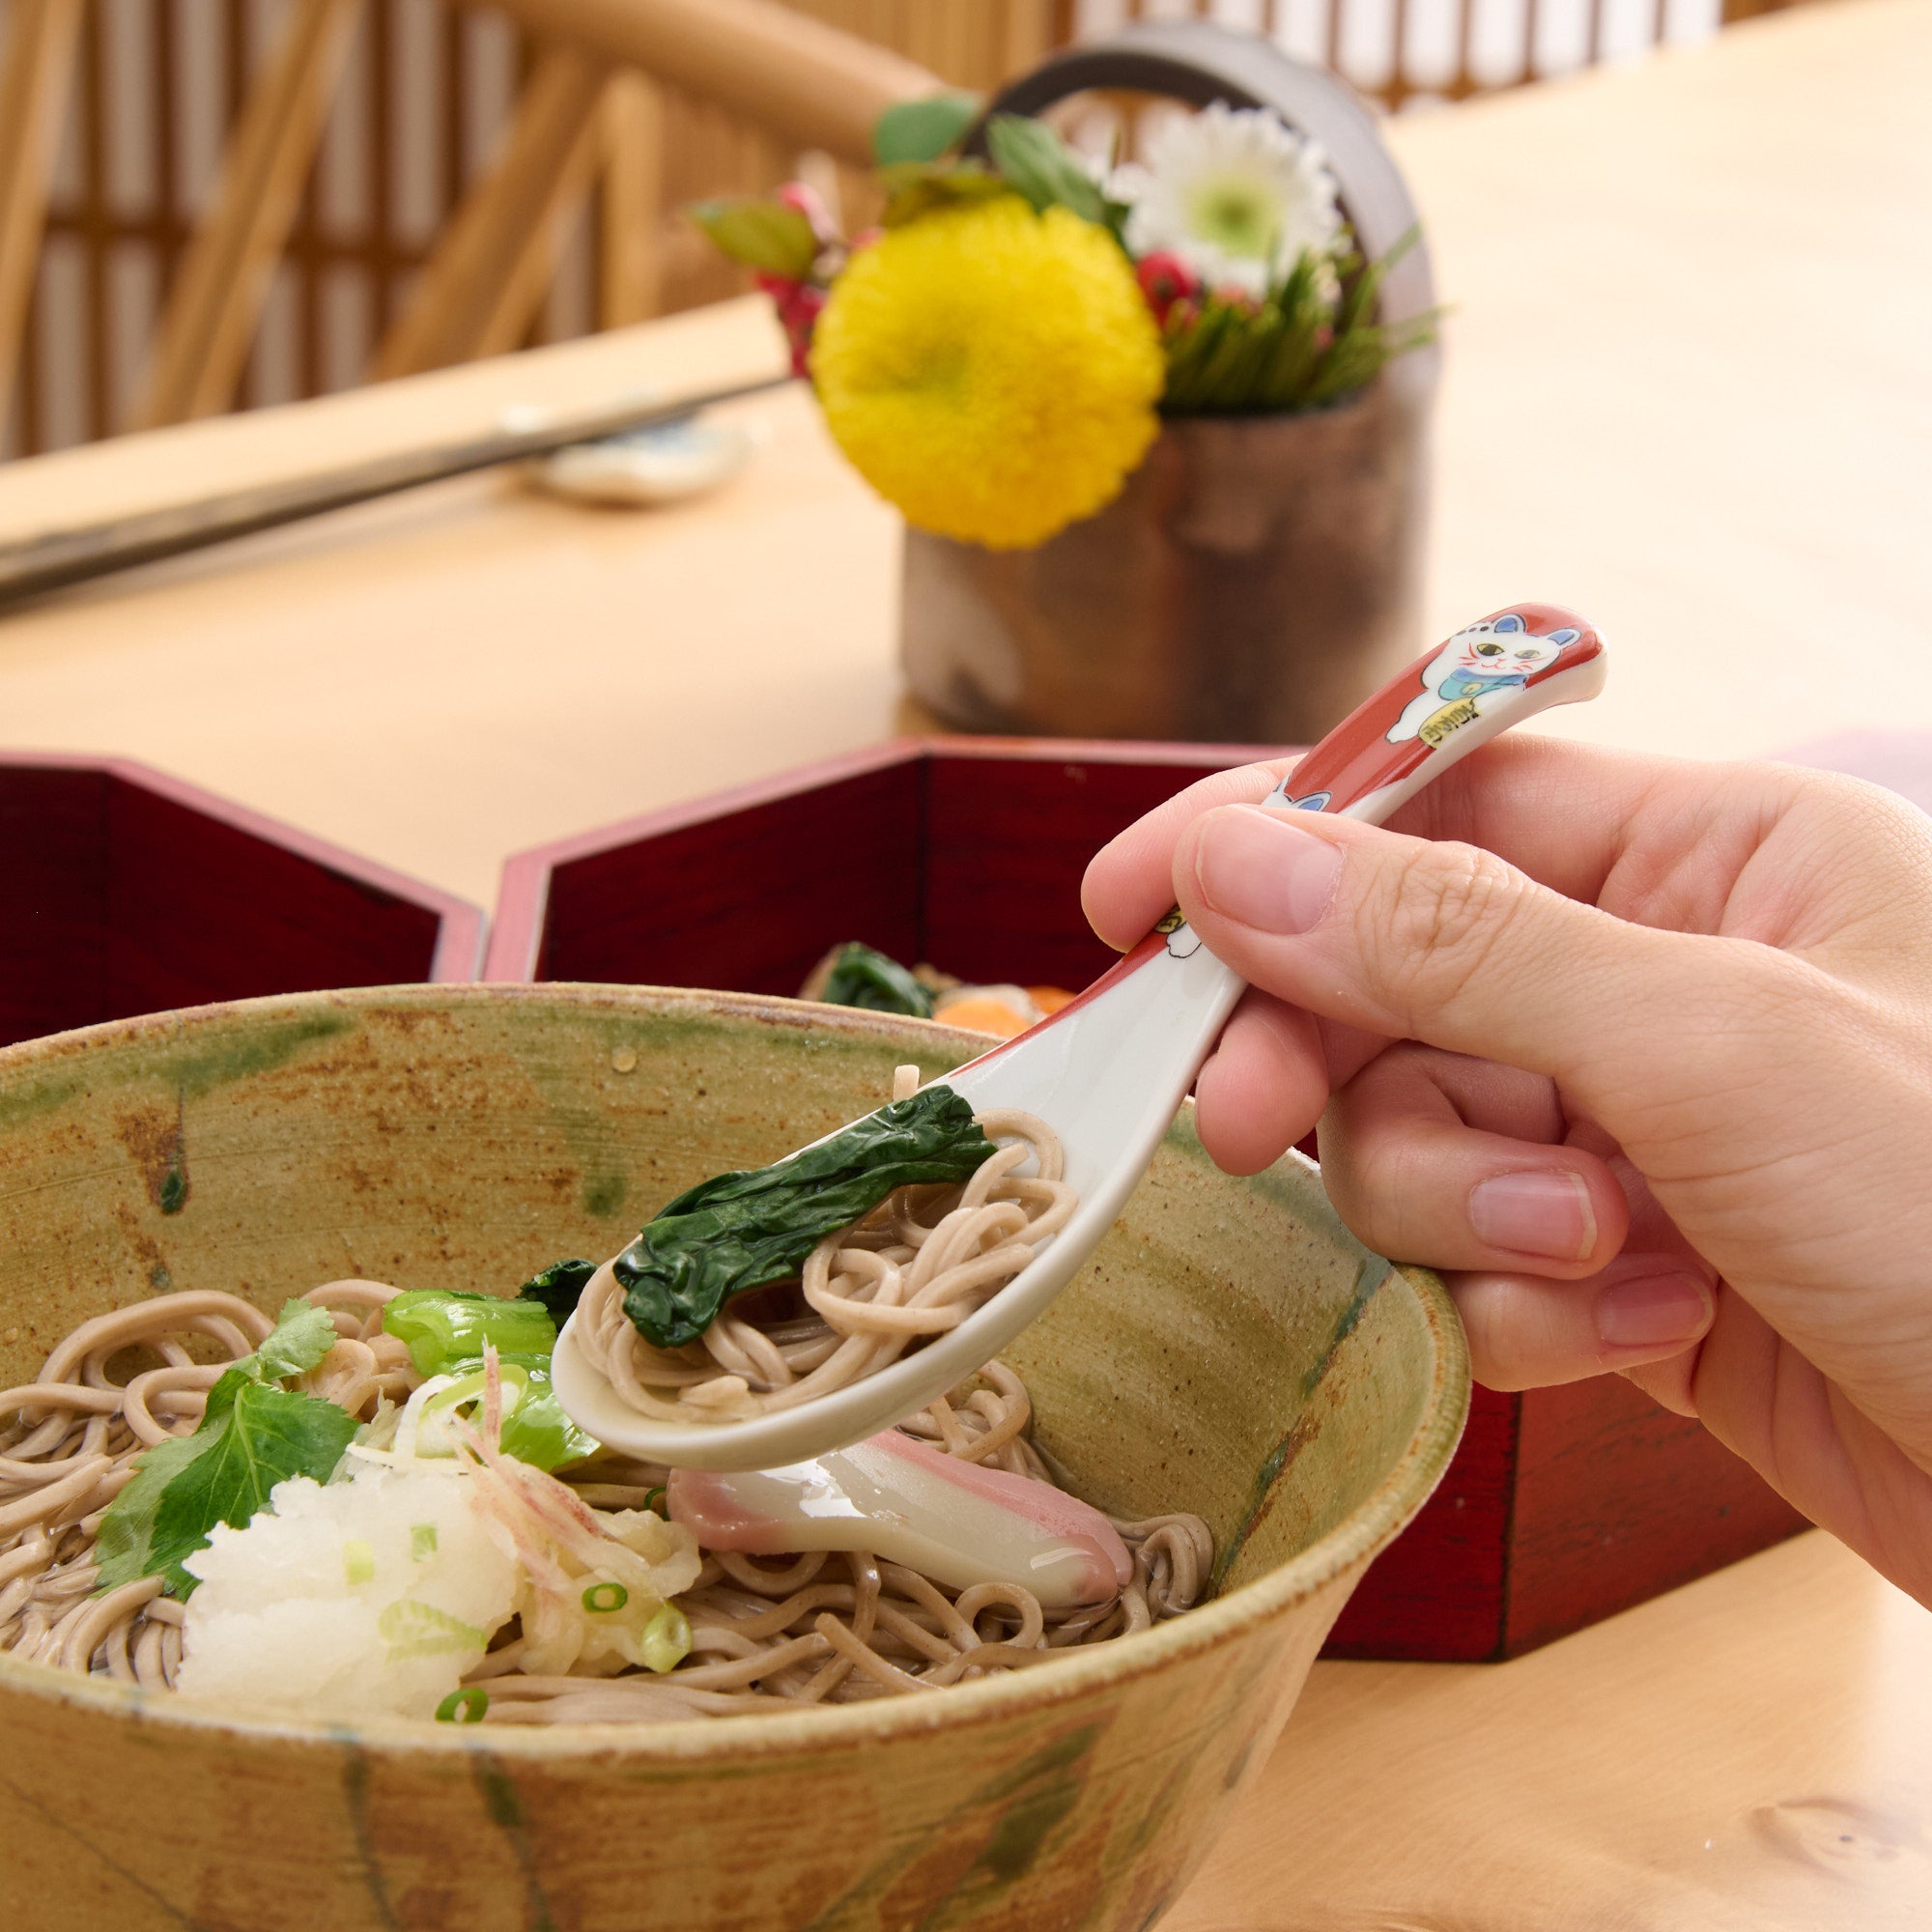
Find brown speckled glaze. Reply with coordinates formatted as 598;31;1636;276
0;986;1467;1932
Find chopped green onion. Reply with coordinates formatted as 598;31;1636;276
643;1486;667;1516
420;1363;529;1436
382;1289;557;1378
379;1599;486;1662
343;1538;376;1586
419;1355;597;1471
435;1687;490;1724
639;1603;692;1675
582;1580;629;1614
411;1524;439;1562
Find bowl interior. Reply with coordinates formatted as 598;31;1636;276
0;985;1458;1665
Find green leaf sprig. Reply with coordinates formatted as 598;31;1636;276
95;1300;359;1597
873;91;981;167
983;115;1130;238
687;198;820;281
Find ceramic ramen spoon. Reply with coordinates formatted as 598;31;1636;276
554;604;1607;1470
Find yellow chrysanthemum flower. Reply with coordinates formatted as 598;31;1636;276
810;198;1165;550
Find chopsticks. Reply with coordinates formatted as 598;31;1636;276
0;372;796;613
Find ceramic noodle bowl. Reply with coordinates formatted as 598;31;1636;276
0;986;1466;1932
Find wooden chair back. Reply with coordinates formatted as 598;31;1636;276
0;0;1009;452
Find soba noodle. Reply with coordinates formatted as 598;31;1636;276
577;1084;1076;1425
0;1280;1210;1719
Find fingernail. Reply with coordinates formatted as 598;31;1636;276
1468;1170;1598;1263
1597;1271;1713;1350
1193;809;1344;935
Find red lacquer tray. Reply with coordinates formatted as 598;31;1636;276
0;753;483;1048
490;737;1804;1660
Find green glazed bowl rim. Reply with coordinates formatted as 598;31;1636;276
0;983;1471;1764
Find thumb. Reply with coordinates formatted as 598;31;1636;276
1173;804;1784;1105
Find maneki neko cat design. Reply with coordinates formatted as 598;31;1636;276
1273;606;1605;825
1388;611;1584;747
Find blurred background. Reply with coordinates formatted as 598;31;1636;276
1;0;1801;459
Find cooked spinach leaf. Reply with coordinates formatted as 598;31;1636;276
817;943;935;1018
613;1085;994;1349
94;1298;359;1597
515;1257;601;1327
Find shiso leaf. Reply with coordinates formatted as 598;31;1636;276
249;1298;343;1383
613;1085;996;1350
96;1372;358;1596
94;1297;360;1597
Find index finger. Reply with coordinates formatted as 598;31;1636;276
1082;735;1706;952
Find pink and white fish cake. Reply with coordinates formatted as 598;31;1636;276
667;1429;1133;1608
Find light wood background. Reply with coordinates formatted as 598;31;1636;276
0;4;1924;1921
0;0;1922;908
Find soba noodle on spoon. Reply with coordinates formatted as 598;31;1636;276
571;1066;1075;1426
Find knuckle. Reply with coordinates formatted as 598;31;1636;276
1372;842;1533;1011
1448;1277;1544;1392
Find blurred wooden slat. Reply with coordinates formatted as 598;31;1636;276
1001;0;1058;73
0;0;83;441
130;0;367;429
372;46;611;379
472;73;611;360
600;72;666;328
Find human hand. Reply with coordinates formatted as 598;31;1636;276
1082;735;1932;1607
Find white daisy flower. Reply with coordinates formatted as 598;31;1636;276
1114;102;1344;300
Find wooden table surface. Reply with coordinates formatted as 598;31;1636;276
2;0;1930;1924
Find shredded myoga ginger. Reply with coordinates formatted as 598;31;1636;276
451;1374;698;1679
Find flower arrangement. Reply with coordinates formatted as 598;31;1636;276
694;95;1434;551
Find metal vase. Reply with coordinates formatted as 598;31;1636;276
900;370;1431;745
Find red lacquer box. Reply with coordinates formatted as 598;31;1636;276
489;738;1805;1660
0;753;483;1048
